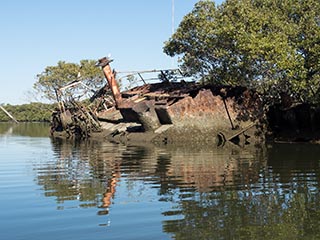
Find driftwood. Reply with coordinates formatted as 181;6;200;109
0;105;18;123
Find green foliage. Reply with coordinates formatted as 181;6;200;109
164;0;320;103
0;102;56;122
124;74;139;90
34;59;105;102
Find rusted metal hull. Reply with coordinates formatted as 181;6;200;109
95;82;266;146
51;57;266;146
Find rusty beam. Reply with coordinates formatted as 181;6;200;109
97;57;123;107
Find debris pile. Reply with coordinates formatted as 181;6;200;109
51;57;266;145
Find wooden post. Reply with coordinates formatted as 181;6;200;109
0;105;18;123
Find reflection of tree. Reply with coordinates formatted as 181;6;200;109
0;122;50;137
37;138;127;213
162;189;320;239
37;139;107;209
161;144;320;239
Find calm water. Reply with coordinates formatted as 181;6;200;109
1;123;320;239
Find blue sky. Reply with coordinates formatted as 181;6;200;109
0;0;223;104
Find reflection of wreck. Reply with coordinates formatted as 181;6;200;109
51;57;265;146
42;137;265;217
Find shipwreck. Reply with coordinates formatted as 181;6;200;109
51;57;266;146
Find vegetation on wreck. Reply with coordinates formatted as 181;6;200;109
0;60;104;123
34;59;105;102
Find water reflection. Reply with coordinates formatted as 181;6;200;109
162;144;320;239
33;137;320;239
41;139;120;212
0;122;50;137
160;145;266;192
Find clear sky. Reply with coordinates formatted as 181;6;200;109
0;0;223;105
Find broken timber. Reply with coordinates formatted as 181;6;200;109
0;105;18;123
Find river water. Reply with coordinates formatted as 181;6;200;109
1;123;320;239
